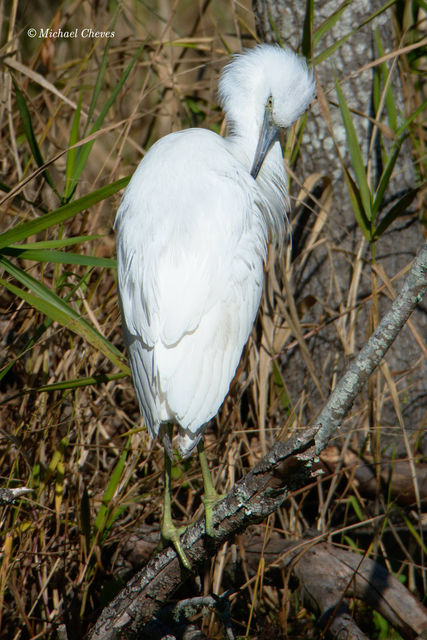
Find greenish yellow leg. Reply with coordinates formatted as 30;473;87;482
197;440;224;537
161;447;191;570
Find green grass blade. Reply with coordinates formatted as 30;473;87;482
372;135;406;220
1;246;116;268
12;77;58;197
313;0;352;47
0;266;128;387
63;95;83;202
272;361;293;415
342;165;372;241
347;495;365;521
83;11;119;136
13;77;45;169
313;30;352;65
39;437;69;496
33;372;127;393
1;255;79;314
373;62;382;116
372;611;392;639
0;373;128;406
89;39;146;135
314;0;397;64
0;259;127;371
375;28;398;132
94;435;131;539
9;235;101;250
71;40;146;194
80;485;92;554
373;189;418;240
0;177;128;250
335;75;372;220
396;99;427;137
399;508;427;554
1;276;127;372
301;0;314;59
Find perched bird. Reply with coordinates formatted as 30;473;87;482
115;44;315;568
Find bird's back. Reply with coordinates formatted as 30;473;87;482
116;128;273;455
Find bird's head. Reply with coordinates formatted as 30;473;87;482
219;44;316;178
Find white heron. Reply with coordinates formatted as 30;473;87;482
115;44;315;568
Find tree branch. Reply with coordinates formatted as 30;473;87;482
88;244;427;639
315;242;427;451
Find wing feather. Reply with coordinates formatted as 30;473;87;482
115;128;269;446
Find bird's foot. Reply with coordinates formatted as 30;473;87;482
161;519;191;570
202;491;225;537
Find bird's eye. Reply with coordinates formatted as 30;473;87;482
267;96;273;109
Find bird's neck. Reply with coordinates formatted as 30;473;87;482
225;127;259;172
226;132;290;247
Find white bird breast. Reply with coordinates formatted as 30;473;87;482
115;128;270;455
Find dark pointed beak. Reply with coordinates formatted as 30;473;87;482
250;109;280;179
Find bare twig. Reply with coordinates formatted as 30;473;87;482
0;486;33;505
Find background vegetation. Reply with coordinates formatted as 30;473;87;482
0;0;425;638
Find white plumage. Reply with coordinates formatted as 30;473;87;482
116;129;266;454
116;45;315;454
115;44;315;566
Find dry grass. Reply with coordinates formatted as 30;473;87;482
0;1;426;638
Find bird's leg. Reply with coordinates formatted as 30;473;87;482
161;433;191;570
197;440;224;537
